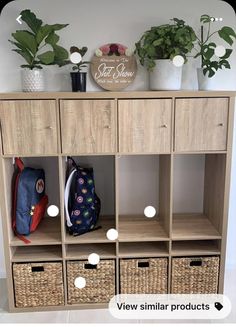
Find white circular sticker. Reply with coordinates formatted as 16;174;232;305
36;179;44;194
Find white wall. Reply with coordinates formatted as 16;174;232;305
0;0;236;277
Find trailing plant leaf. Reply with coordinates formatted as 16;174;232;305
220;49;232;59
50;24;69;31
218;26;236;46
21;9;43;34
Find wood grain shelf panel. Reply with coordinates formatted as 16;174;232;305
65;216;116;244
10;217;62;246
119;241;169;258
12;245;62;262
66;244;116;259
172;214;221;240
119;216;169;242
171;240;220;256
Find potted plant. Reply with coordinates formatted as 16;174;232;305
135;18;196;90
9;9;69;92
194;14;236;90
67;46;90;92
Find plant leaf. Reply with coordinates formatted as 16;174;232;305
38;51;55;64
12;31;37;55
220;48;233;59
218;26;236;46
36;24;53;45
45;32;60;45
12;49;33;65
53;45;69;64
20;9;43;34
51;24;69;31
200;14;211;23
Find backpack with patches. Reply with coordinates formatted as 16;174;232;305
64;157;101;236
12;158;48;244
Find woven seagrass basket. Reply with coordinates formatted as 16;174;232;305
120;258;168;294
171;256;220;294
67;260;116;304
13;262;64;308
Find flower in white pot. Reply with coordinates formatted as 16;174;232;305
193;14;236;90
9;9;69;92
135;18;197;90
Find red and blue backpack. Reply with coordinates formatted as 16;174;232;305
64;157;101;236
12;158;48;243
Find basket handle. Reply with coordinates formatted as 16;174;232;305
84;264;97;269
31;266;44;272
138;262;149;268
190;260;203;267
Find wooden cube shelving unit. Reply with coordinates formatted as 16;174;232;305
0;91;235;312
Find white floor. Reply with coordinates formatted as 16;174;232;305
0;267;235;324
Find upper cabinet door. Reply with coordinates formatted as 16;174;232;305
175;98;229;152
0;100;58;155
60;100;116;154
118;99;172;153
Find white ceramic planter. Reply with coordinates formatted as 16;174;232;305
149;59;182;90
21;69;45;92
197;68;216;91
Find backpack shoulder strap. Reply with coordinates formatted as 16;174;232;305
15;157;24;171
64;168;77;227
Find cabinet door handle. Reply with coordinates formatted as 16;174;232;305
45;126;53;130
161;124;168;128
104;125;111;129
218;123;224;127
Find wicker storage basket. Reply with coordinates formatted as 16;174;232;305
13;262;64;308
67;260;115;304
171;256;220;294
120;258;168;294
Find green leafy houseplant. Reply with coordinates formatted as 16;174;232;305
135;18;197;70
9;9;69;69
69;46;90;71
194;14;236;77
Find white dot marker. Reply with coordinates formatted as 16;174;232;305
70;52;82;64
144;206;156;218
106;228;118;241
173;55;184;67
215;17;219;22
88;253;100;265
47;205;59;217
215;45;226;57
74;277;86;289
219;17;223;22
211;17;215;22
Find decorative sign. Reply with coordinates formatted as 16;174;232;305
91;43;137;91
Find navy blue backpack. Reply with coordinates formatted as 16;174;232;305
12;158;48;243
64;157;101;236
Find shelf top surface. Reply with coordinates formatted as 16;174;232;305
0;90;235;100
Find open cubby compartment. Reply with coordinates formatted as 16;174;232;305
118;155;171;241
63;156;116;243
171;240;221;256
119;241;169;258
172;154;226;240
11;245;63;262
2;157;62;246
65;243;116;260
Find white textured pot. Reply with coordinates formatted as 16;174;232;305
21;69;45;92
149;59;182;90
197;68;216;90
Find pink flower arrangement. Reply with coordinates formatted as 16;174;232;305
95;43;133;57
